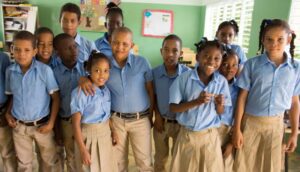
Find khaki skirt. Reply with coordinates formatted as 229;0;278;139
75;121;118;172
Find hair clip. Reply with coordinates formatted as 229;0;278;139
194;37;208;49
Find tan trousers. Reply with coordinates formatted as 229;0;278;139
74;121;117;172
217;124;234;172
112;116;153;172
153;121;180;172
0;125;17;172
170;127;224;172
233;114;284;172
61;119;76;172
13;122;61;172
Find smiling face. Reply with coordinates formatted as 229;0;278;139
60;12;80;37
161;39;183;68
37;33;53;64
219;54;239;81
216;25;236;45
12;40;37;68
262;27;290;58
90;59;110;87
111;31;134;61
197;46;222;77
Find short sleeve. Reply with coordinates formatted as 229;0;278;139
169;76;183;104
236;61;251;91
144;58;153;82
70;88;86;115
1;53;10;74
235;45;247;65
293;67;300;96
5;67;12;95
45;66;59;94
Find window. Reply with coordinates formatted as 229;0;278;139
203;0;254;53
289;0;300;58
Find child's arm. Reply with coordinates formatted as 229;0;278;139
146;81;155;126
170;91;213;113
5;96;17;128
232;89;248;149
37;91;60;133
109;118;118;146
214;94;225;114
78;76;96;96
72;112;91;165
285;95;299;153
153;95;164;133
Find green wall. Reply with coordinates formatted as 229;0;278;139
247;0;292;57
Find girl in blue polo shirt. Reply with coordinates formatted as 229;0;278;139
71;52;117;172
169;38;232;172
232;19;299;172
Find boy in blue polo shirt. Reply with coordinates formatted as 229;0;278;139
53;33;86;172
59;3;97;63
0;52;17;172
152;34;190;172
5;31;60;172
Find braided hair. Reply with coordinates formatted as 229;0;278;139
194;37;224;55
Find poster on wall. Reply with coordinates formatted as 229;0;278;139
142;9;174;38
79;0;120;32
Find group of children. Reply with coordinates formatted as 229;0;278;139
0;2;299;172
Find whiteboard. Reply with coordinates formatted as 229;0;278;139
142;10;174;38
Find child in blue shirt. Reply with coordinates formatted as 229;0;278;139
152;34;190;172
71;51;117;172
5;31;60;172
59;3;97;63
218;48;240;172
35;27;59;69
53;33;86;172
95;2;123;58
0;52;17;172
169;38;231;172
232;19;300;172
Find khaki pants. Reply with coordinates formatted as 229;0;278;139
0;124;17;172
13;122;61;172
153;121;180;172
74;121;117;172
233;114;284;172
217;124;234;172
112;116;153;172
170;127;224;172
61;119;76;172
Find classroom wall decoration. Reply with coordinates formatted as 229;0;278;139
142;9;174;38
79;0;106;32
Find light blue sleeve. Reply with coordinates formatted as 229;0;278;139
45;66;59;94
293;65;300;96
235;45;247;65
144;58;153;82
5;67;12;95
70;88;86;115
169;76;183;104
236;61;251;91
1;53;10;74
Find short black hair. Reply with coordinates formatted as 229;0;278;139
194;37;224;54
53;33;73;50
13;30;36;48
35;27;54;39
59;3;81;21
162;34;182;48
217;20;239;35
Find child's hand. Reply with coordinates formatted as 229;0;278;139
196;91;213;105
214;94;225;106
285;135;298;153
78;77;96;96
37;122;54;134
5;113;17;128
222;143;234;159
111;130;119;146
80;149;92;165
154;114;164;133
232;129;243;149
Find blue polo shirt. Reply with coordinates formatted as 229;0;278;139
71;86;111;124
74;34;97;63
53;62;86;118
220;78;239;126
106;53;153;113
227;44;247;65
0;52;11;105
236;53;300;116
94;32;112;59
169;68;232;131
152;64;190;119
5;59;59;121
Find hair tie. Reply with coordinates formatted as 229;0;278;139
264;19;273;26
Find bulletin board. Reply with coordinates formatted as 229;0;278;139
142;10;174;38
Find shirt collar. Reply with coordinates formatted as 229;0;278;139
259;52;293;68
74;33;81;46
159;64;182;78
59;61;82;73
11;58;38;73
112;53;134;68
190;67;220;84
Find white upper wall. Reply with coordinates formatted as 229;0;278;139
121;0;230;6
